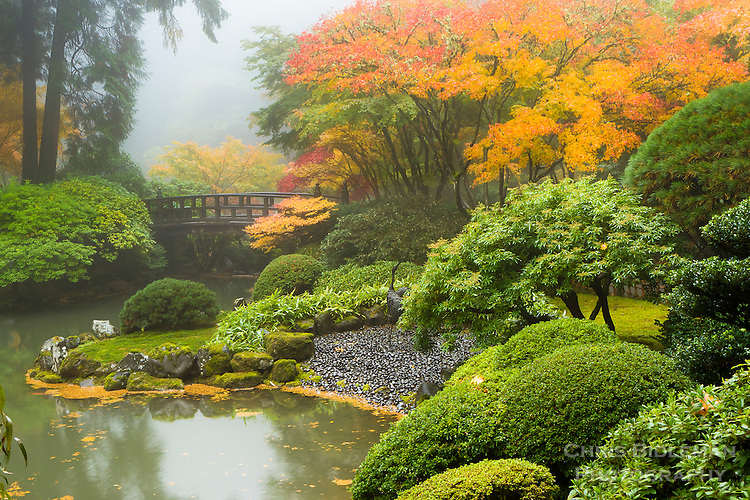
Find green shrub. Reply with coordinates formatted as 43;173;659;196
320;196;465;267
119;278;220;334
499;343;691;481
702;198;750;259
351;381;506;500
252;254;323;301
314;260;423;293
569;364;750;500
624;80;750;233
396;459;558;500
449;318;619;388
663;317;750;385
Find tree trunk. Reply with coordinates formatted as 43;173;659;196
21;0;39;183
560;291;585;319
38;0;73;183
591;274;615;332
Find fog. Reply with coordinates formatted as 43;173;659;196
122;0;353;169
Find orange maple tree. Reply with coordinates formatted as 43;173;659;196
280;0;749;206
245;195;337;252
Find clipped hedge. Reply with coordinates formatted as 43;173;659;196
499;343;691;479
119;278;220;334
252;254;323;301
351;381;505;500
396;459;558;500
449;318;618;388
570;364;750;500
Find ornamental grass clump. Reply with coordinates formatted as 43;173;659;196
119;278;220;334
569;364;750;500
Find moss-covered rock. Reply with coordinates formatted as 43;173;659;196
264;331;314;361
59;350;102;380
292;318;315;334
270;359;298;383
104;371;130;391
334;314;363;332
212;371;264;389
231;351;274;373
126;372;184;392
30;369;63;384
197;344;233;377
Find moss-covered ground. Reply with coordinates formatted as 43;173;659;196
73;292;667;367
552;291;667;350
76;327;217;364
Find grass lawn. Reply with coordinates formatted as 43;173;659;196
553;291;668;350
77;326;217;364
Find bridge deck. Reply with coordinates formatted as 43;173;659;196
144;192;341;234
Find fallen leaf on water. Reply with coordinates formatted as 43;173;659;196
333;479;353;486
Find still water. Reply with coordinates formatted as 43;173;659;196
0;278;397;500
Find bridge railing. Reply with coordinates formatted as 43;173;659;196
144;191;343;227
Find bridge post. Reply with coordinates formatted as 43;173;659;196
314;183;322;197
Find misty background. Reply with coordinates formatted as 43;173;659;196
122;0;353;170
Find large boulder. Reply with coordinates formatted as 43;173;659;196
126;372;184;392
148;343;198;379
117;352;166;377
212;372;264;389
230;351;273;373
104;371;130;391
91;320;119;339
264;331;314;361
197;344;233;377
270;359;298;383
59;350;101;380
35;336;77;373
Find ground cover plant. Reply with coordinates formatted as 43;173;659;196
119;278;220;334
400;178;677;347
569;364;750;500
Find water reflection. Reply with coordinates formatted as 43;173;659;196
0;277;398;499
7;389;395;500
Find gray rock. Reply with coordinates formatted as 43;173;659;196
314;311;333;336
91;320;119;339
117;352;166;377
157;353;198;379
36;336;69;373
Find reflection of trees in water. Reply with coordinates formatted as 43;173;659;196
36;389;395;500
36;398;182;500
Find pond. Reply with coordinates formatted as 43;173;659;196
0;278;397;499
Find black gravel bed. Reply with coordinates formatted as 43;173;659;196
299;326;475;413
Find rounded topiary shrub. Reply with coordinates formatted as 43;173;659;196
449;318;618;388
396;459;558;500
570;364;750;500
499;342;691;481
119;278;220;334
252;254;323;301
351;381;506;500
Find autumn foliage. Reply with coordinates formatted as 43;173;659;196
150;136;286;194
245;196;337;252
272;0;750;207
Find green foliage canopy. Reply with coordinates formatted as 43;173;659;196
624;81;750;235
0;177;154;286
400;178;677;345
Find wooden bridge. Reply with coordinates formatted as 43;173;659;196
144;187;347;235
